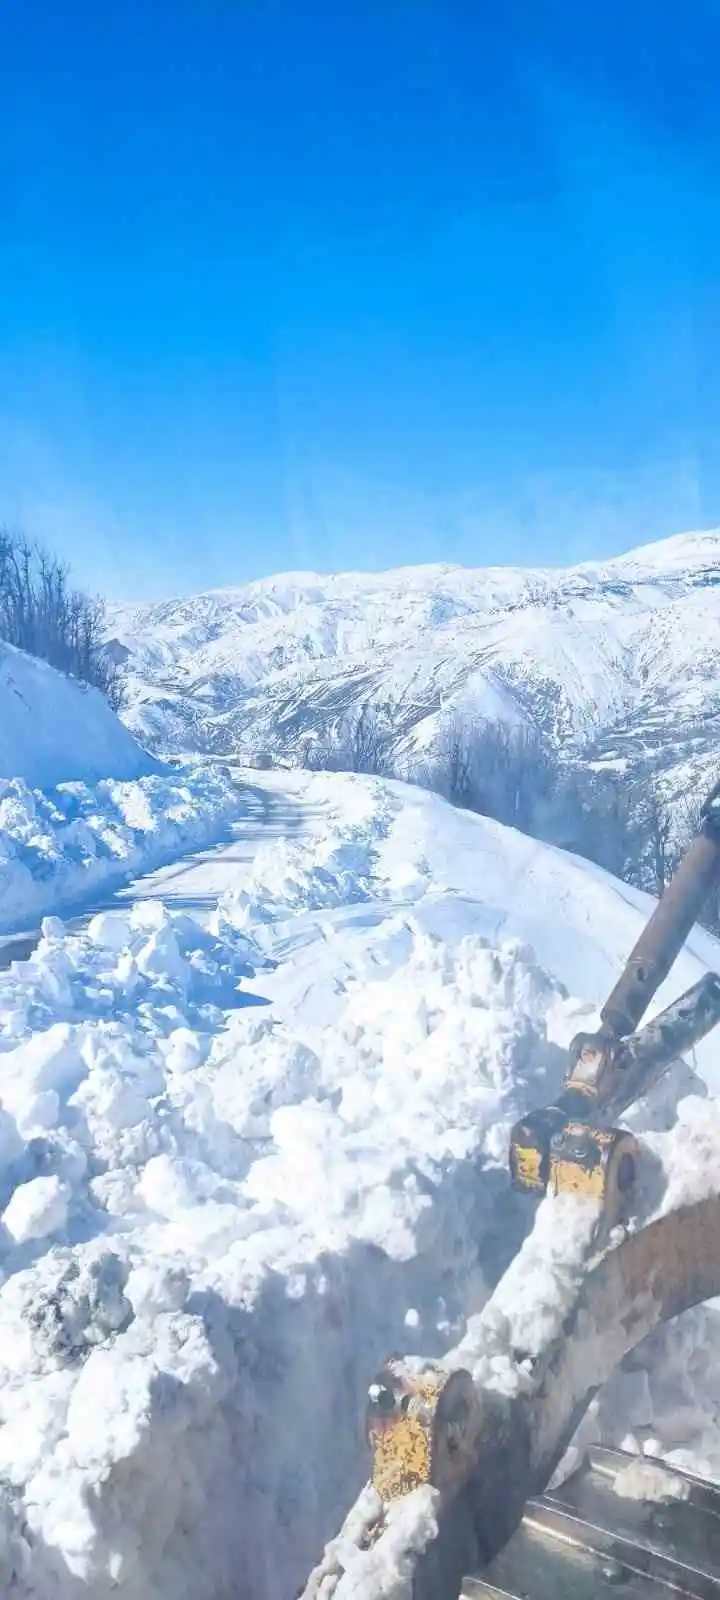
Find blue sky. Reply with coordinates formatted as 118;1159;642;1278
2;0;719;599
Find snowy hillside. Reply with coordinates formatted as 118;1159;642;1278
1;770;720;1598
0;641;155;788
108;529;720;791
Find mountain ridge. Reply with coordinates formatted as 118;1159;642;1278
107;529;720;793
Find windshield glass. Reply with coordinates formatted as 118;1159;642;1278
2;4;719;1598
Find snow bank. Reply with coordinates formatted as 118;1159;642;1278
0;771;719;1598
215;772;393;934
0;641;155;789
0;903;265;1595
0;772;584;1598
0;764;252;934
0;908;571;1597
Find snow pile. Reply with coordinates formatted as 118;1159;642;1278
0;763;251;934
216;775;394;935
0;641;155;789
370;781;720;1038
642;1093;720;1215
232;925;566;1263
0;897;571;1596
0;903;265;1595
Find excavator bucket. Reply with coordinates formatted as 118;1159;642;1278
510;777;720;1204
510;974;720;1208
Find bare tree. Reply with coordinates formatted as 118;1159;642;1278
428;716;475;805
348;701;393;775
632;774;673;895
0;528;125;707
298;700;395;777
426;714;558;833
538;765;646;882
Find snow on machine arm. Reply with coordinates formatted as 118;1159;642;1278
298;775;720;1600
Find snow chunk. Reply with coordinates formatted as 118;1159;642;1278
3;1175;70;1243
613;1458;691;1502
305;1485;439;1600
644;1095;720;1213
19;1250;134;1364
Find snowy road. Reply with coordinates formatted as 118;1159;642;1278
0;758;283;939
106;777;313;912
1;770;720;1599
0;774;316;967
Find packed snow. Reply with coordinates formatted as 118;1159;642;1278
108;529;720;795
0;763;258;935
0;642;156;789
0;771;719;1598
611;1457;691;1502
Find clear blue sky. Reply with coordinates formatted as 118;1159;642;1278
2;0;719;599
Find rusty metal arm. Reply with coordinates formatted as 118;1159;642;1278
299;1195;720;1600
602;970;720;1116
414;1195;720;1600
600;779;720;1040
421;1195;720;1600
509;780;720;1200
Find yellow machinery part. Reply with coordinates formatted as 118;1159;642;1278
561;1032;616;1103
366;1358;482;1504
549;1122;638;1223
509;1106;568;1195
298;1193;720;1599
509;1141;545;1194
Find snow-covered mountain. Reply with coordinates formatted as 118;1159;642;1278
108;529;720;793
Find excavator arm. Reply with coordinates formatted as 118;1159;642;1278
300;1195;720;1600
510;776;720;1212
600;776;720;1038
298;774;720;1600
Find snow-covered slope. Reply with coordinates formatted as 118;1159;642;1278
0;646;260;936
0;642;156;788
108;529;720;790
1;771;720;1598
